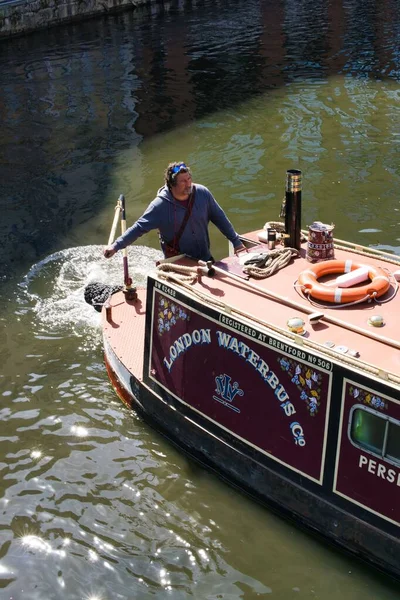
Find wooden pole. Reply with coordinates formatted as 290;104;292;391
118;194;132;290
108;195;137;301
108;198;122;246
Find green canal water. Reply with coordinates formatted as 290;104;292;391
0;0;399;598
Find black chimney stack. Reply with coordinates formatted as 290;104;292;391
284;169;302;250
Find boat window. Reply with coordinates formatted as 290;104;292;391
350;406;400;466
351;408;386;454
386;422;400;462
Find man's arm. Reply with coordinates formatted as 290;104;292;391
104;201;159;258
207;191;245;252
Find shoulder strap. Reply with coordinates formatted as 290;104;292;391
172;185;196;249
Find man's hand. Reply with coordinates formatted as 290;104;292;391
103;245;117;259
234;243;247;255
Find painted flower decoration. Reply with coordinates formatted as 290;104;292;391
349;386;386;411
157;295;188;335
280;358;290;371
278;359;322;416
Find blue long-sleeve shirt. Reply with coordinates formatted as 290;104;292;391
112;184;242;260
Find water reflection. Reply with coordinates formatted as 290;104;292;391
1;0;399;280
1;0;400;598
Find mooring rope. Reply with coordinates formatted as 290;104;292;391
155;263;229;310
154;264;400;385
156;246;299;286
243;247;299;279
156;262;200;284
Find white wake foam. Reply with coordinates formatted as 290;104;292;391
18;245;162;337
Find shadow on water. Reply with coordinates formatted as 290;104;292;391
1;4;400;596
0;0;399;286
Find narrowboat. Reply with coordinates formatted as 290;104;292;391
87;170;400;580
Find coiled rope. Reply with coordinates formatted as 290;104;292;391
243;247;299;279
155;262;400;385
156;263;228;310
156;262;199;284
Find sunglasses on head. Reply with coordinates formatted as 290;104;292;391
171;163;187;174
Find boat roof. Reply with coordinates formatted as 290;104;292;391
103;231;400;390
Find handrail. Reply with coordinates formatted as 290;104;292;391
198;260;400;351
333;241;400;266
155;265;400;385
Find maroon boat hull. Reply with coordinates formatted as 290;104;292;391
103;273;400;581
104;344;399;581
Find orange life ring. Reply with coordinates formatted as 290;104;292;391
298;259;390;303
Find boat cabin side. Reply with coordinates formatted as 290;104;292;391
143;274;400;538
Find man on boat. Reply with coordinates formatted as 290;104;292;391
103;162;245;261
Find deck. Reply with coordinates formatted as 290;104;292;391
103;232;400;388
